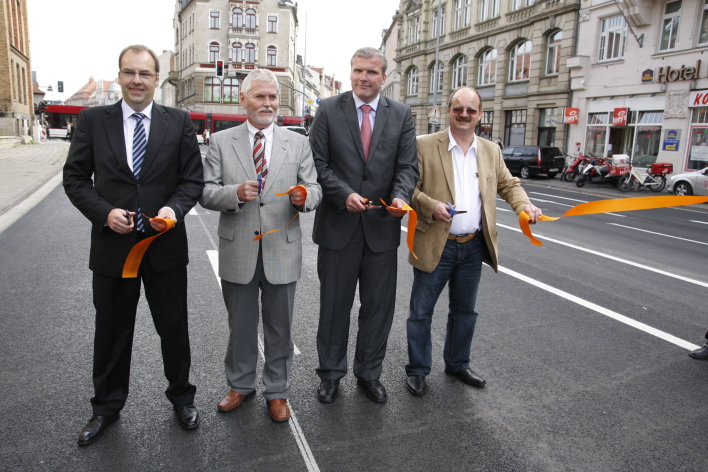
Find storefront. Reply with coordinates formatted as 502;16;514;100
686;90;708;170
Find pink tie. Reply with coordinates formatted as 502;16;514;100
360;105;372;162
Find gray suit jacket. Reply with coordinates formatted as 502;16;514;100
199;123;321;285
310;92;418;253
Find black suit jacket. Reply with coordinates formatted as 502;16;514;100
310;92;418;253
63;100;204;277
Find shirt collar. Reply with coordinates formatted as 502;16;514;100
448;128;478;155
352;91;380;112
247;121;275;142
122;100;153;122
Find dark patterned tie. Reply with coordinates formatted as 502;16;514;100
360;105;372;162
132;113;146;232
254;130;267;185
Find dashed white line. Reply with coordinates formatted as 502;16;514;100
607;223;708;246
690;220;708;225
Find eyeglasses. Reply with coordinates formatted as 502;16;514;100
450;107;479;116
120;70;156;80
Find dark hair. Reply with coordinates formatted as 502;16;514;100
447;86;483;109
119;45;160;74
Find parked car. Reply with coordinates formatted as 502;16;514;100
501;146;565;179
285;126;308;136
666;167;708;195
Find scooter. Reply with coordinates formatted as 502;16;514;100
561;153;593;182
575;159;614;187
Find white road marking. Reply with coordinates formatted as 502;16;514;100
529;192;590;203
690;220;708;225
497;223;708;288
529;198;574;208
205;250;317;471
497;266;700;351
607;223;708;246
0;172;62;235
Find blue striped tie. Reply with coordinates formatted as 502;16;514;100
132;113;147;232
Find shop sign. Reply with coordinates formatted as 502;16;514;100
563;107;579;124
688;90;708;107
613;108;629;126
641;69;654;83
662;129;680;152
642;60;702;83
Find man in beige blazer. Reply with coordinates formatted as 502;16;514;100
405;87;541;396
200;69;321;422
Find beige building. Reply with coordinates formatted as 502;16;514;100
1;0;33;140
395;0;578;146
65;78;122;108
381;13;403;105
568;0;708;173
173;0;300;118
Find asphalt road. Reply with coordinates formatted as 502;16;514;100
1;179;706;471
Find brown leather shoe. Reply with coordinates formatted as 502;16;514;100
217;390;255;412
268;399;290;423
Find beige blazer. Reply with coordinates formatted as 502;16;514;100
409;130;530;273
200;123;321;285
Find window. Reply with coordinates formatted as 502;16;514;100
452;56;468;88
246;8;257;29
223;78;240;103
432;6;446;37
268;14;278;33
504;109;527;146
454;0;471;29
245;43;256;63
512;0;535;10
699;0;708;45
598;15;627;61
546;31;562;75
232;42;242;62
209;42;220;63
430;61;444;93
210;11;220;29
479;0;500;22
538;108;559;147
233;8;243;28
478;49;497;86
267;46;277;66
477;110;493;140
204;77;221;102
509;41;532;82
408;16;420;44
661;0;681;51
407;67;419;96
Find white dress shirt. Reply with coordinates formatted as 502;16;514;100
246;121;275;165
448;129;482;235
122;100;153;173
352;92;379;131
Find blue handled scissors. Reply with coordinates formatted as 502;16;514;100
257;174;263;196
446;202;467;217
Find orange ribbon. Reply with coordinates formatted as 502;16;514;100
253;185;307;241
122;216;176;278
380;199;418;259
520;195;708;247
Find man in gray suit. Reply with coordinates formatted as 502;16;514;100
200;69;321;423
310;47;418;403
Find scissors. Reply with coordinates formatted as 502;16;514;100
446;202;467;217
362;198;382;210
257;174;263;196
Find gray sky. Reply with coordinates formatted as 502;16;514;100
29;0;401;102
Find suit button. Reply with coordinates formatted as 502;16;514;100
260;202;265;207
137;184;141;189
363;175;368;181
254;231;260;235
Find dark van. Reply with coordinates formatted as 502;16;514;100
501;146;565;179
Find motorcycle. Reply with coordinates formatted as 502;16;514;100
576;158;614;187
561;153;593;182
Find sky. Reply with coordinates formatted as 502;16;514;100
28;0;402;102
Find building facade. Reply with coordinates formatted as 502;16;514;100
1;0;33;139
173;0;300;118
381;13;403;104
568;0;708;172
395;0;579;145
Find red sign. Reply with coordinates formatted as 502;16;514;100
563;107;579;125
613;108;629;126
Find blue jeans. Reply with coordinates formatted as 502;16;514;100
405;234;484;376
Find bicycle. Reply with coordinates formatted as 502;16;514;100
617;159;672;193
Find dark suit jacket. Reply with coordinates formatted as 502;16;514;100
63;100;204;277
310;92;418;253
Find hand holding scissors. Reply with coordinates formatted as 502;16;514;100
446;202;467;217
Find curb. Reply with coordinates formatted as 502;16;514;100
0;166;64;218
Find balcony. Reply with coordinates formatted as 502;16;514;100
403;44;419;55
475;18;499;33
426;37;445;49
229;27;259;37
505;6;537;24
450;30;469;42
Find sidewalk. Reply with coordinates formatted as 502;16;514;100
0;140;70;217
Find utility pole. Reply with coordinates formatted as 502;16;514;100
301;12;308;122
429;0;443;133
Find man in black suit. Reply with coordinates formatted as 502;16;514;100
310;47;418;403
63;45;204;445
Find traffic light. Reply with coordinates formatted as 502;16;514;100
57;81;64;93
216;60;224;77
305;115;313;128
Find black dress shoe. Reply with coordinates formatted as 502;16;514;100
317;379;340;403
77;414;119;446
174;404;199;430
357;379;387;403
445;367;486;388
406;375;426;396
689;343;708;360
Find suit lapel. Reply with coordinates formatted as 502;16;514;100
232;124;257;181
368;96;389;162
342;92;366;163
476;138;490;201
263;126;288;196
439;132;455;200
103;101;132;179
140;103;168;178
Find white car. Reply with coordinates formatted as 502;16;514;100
667;167;708;195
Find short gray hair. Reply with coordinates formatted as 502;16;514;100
447;86;483;109
350;47;388;75
241;68;280;97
